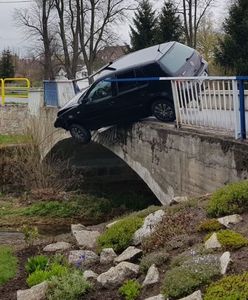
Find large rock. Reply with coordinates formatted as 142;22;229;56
144;295;165;300
133;210;165;245
179;290;202;300
68;250;99;266
43;241;71;252
17;282;48;300
100;248;117;264
97;262;139;287
71;224;100;249
114;246;142;263
218;214;243;227
83;270;98;280
205;233;222;249
142;264;159;286
220;251;231;275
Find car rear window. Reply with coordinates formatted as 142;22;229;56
159;43;194;75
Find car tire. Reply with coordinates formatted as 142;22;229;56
69;124;91;144
152;100;175;122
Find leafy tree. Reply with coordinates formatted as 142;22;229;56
0;50;15;79
215;0;248;75
156;0;183;43
130;0;158;51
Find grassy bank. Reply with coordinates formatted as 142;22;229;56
0;246;17;285
0;135;30;145
0;190;159;228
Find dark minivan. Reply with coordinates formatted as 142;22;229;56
54;41;208;143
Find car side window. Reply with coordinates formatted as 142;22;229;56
88;79;112;102
117;70;136;94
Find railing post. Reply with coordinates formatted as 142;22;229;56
238;78;246;140
233;80;241;139
171;80;181;128
0;78;5;105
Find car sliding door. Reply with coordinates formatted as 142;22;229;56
113;69;148;121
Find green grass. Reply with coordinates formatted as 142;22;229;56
0;191;159;224
0;134;30;145
205;230;248;250
119;280;141;300
0;246;18;285
207;180;248;217
204;272;248;300
97;215;144;253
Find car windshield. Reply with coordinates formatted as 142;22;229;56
159;43;194;75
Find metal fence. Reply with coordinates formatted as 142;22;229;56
167;76;248;140
169;76;240;138
0;78;30;105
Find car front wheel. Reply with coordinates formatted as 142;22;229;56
69;124;91;144
152;100;175;122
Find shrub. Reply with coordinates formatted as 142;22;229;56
140;249;169;273
0;246;18;285
207;181;248;217
25;255;49;274
97;216;144;253
27;263;68;287
197;219;224;232
214;230;248;250
26;269;50;287
47;270;91;300
119;280;141;300
142;208;204;252
163;256;220;299
21;225;39;246
204;272;248;300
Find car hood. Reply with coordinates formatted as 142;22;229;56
58;87;89;112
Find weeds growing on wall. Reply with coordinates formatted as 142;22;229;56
0;116;74;193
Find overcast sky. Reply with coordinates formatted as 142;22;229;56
0;0;228;57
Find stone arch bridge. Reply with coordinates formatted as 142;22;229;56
40;107;248;205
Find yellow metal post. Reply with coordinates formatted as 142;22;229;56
0;78;4;105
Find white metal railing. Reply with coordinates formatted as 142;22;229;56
168;76;241;139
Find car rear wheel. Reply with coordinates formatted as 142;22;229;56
69;124;91;144
152;100;175;122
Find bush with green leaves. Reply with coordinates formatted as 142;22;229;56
119;280;141;300
0;246;18;285
207;181;248;217
197;219;224;232
47;269;91;300
205;230;248;250
140;249;169;273
163;255;220;299
21;225;39;246
204;272;248;300
97;216;144;253
27;263;68;287
25;255;49;274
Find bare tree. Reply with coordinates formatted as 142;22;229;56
54;0;81;79
180;0;215;48
17;0;135;82
78;0;134;83
16;0;56;79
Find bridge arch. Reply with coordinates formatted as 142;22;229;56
40;108;248;205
